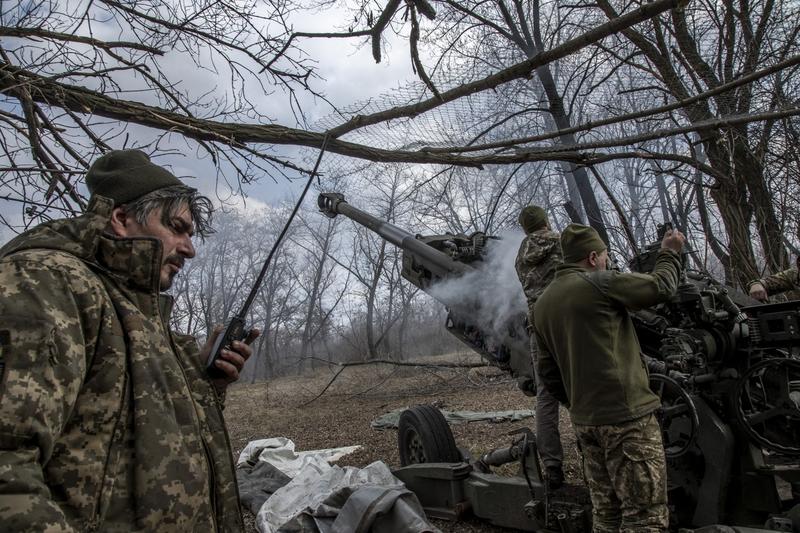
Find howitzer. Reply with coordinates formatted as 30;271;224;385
387;222;800;532
627;226;800;528
318;192;535;393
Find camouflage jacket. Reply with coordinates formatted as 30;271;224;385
0;197;243;532
752;267;800;295
515;228;562;319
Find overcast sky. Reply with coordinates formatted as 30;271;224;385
0;4;423;241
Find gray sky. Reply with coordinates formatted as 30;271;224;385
0;5;421;240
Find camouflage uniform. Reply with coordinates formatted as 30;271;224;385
0;197;243;532
750;267;800;297
575;414;667;533
515;228;563;471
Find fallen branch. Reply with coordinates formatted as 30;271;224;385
300;356;486;406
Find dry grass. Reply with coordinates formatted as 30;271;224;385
224;356;583;532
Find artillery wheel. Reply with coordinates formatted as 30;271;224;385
649;374;699;458
398;405;461;466
734;358;800;455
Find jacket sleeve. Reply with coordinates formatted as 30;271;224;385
534;329;569;406
606;249;682;311
0;255;93;532
756;267;800;295
516;233;562;302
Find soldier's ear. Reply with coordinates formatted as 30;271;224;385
109;206;132;238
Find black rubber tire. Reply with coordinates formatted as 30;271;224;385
398;405;461;466
788;502;800;533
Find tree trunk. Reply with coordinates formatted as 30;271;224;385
365;240;387;360
533;65;609;244
301;222;333;364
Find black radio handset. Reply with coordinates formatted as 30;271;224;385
205;316;249;378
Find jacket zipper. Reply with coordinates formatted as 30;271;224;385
88;283;132;532
202;437;220;532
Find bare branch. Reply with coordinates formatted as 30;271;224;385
0;27;164;54
327;0;684;137
300;356;486;405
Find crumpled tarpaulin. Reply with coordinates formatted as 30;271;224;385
237;437;362;477
256;461;439;533
370;408;535;430
237;458;292;515
236;438;439;533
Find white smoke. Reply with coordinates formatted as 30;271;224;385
427;229;528;338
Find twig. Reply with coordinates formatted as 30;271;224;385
300;356;486;406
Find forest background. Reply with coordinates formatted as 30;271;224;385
2;0;799;380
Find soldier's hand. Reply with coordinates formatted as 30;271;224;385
668;369;690;386
202;325;261;387
749;282;768;302
660;228;685;254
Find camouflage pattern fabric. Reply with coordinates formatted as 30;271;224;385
757;267;800;295
574;413;668;533
515;228;564;469
515;228;562;317
0;196;242;532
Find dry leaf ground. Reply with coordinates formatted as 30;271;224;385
224;354;583;532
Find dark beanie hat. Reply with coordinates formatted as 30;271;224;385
518;205;548;233
561;223;607;263
86;149;185;205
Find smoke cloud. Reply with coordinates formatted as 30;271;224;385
428;229;528;339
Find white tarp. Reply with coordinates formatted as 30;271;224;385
255;460;439;533
237;437;361;478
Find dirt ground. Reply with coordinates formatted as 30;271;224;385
224;355;584;532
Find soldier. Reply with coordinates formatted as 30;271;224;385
534;223;684;533
514;205;565;489
748;261;800;301
0;150;256;531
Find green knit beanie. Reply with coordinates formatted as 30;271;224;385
86;149;185;205
561;223;607;263
518;205;548;233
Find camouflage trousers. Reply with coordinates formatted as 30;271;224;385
529;330;563;468
574;413;668;533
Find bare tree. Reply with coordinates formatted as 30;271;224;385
292;212;352;368
593;0;800;285
1;0;324;222
416;0;611;240
2;0;702;233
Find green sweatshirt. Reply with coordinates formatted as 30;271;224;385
533;249;682;425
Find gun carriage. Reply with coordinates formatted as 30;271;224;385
318;193;800;532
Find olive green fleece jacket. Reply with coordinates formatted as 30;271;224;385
533;249;682;426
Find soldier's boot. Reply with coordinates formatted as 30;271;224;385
545;465;564;490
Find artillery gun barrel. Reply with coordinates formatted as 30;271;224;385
318;192;536;394
318;192;471;281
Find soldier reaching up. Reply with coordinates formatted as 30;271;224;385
514;205;565;490
534;223;685;533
